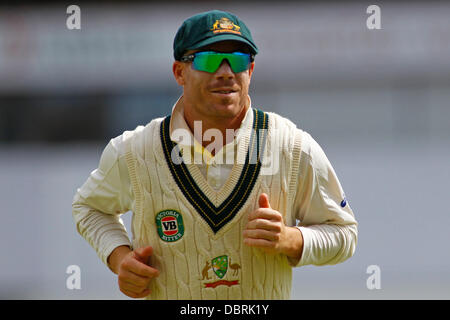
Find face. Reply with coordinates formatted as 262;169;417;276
173;40;255;122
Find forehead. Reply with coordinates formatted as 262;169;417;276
188;40;251;54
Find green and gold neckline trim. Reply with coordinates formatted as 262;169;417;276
160;108;269;234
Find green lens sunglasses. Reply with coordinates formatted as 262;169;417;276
180;51;254;73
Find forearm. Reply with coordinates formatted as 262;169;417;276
296;223;357;267
72;197;132;266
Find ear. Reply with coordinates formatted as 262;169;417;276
248;62;255;79
173;61;186;86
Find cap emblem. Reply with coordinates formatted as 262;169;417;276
211;17;241;35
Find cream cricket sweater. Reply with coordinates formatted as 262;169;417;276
124;108;300;299
72;102;358;299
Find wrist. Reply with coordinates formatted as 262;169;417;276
283;227;304;262
108;245;132;274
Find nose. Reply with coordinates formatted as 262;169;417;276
214;59;234;79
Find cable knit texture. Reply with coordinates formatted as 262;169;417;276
123;111;303;300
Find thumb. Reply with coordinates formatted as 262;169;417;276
134;246;153;265
258;193;271;209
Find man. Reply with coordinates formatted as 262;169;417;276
72;10;357;300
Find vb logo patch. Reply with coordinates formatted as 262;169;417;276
155;209;184;242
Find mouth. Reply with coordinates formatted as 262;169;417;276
210;88;238;96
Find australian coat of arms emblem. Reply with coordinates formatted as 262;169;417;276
211;17;241;35
201;255;241;288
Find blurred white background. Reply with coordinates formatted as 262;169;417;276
0;1;449;299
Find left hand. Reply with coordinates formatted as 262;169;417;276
243;193;303;261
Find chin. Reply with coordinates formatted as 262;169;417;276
209;102;241;117
206;92;243;114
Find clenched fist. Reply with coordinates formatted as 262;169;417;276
243;193;304;262
108;245;159;299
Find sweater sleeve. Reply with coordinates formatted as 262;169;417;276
72;136;133;268
291;131;358;267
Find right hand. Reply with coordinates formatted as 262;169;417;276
109;245;160;298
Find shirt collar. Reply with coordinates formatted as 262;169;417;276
169;96;254;162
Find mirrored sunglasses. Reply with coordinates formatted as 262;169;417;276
180;51;254;73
